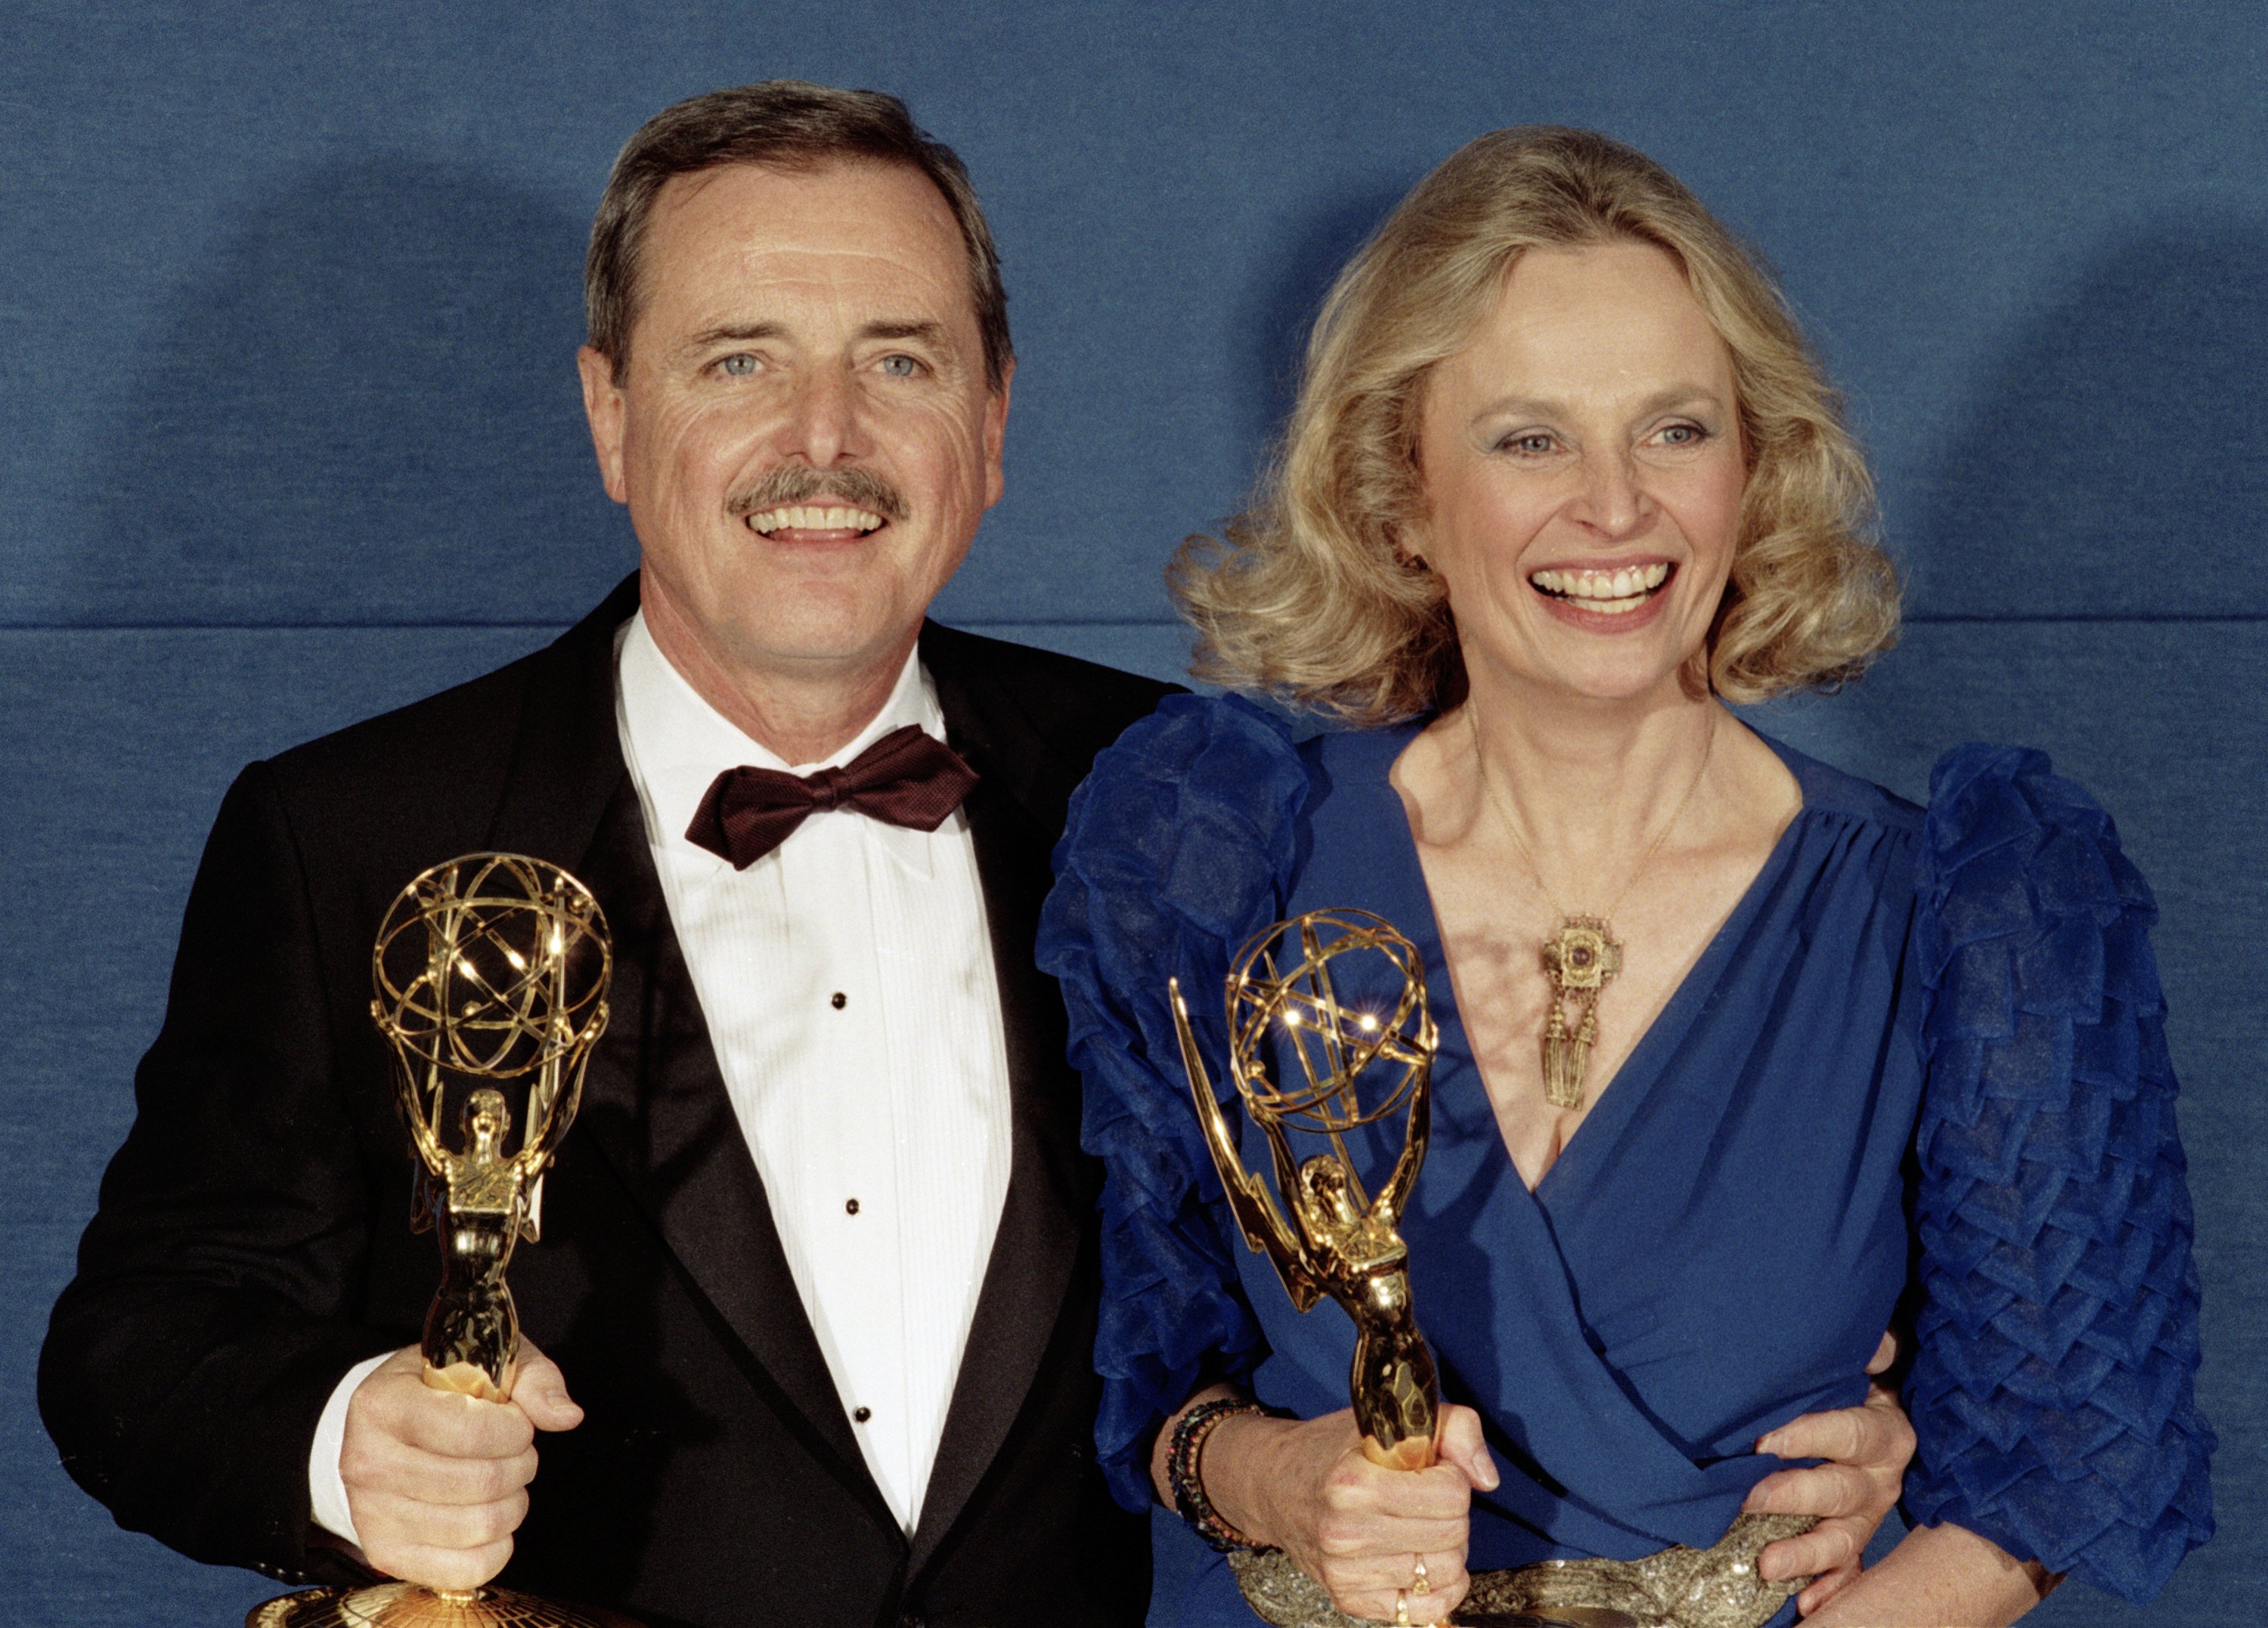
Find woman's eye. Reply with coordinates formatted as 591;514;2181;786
878;353;923;379
1501;432;1557;455
717;354;758;377
1658;422;1707;446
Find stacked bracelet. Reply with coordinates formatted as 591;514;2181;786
1166;1396;1288;1553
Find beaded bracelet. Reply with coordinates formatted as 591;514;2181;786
1166;1395;1289;1553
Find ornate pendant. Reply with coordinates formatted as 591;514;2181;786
1539;918;1621;1110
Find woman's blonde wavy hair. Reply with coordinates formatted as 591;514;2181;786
1172;126;1898;723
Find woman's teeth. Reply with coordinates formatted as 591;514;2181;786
1529;562;1672;615
746;505;887;535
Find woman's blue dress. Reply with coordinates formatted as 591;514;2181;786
1036;697;2212;1623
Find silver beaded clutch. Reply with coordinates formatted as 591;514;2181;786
1223;1512;1815;1628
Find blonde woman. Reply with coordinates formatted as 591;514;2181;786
1039;128;2210;1628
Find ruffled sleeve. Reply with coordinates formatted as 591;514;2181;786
1037;693;1313;1512
1906;744;2215;1601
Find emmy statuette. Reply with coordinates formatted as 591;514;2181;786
1170;910;1442;1475
1172;909;1643;1628
253;854;635;1628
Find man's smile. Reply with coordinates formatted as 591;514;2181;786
743;503;890;538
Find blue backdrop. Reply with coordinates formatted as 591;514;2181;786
4;5;2261;1623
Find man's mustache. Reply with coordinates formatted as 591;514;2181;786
728;466;910;525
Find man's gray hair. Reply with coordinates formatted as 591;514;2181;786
586;81;1012;388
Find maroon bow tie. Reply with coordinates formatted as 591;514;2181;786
685;724;981;870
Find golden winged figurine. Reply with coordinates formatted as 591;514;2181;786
376;853;612;1401
1168;908;1441;1471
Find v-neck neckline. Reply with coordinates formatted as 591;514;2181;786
1334;721;1818;1206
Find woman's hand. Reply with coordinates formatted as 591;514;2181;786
1743;1332;1916;1616
1202;1404;1498;1624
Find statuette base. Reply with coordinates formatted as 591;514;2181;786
250;1582;640;1628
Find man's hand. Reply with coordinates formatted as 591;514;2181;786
339;1341;583;1590
1743;1331;1916;1617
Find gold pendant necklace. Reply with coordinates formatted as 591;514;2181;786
1468;707;1716;1110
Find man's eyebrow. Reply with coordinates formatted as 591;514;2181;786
683;321;787;351
859;320;951;349
680;319;956;352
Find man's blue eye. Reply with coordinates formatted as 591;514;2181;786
719;354;758;376
880;354;920;378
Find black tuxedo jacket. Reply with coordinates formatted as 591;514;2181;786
42;577;1173;1628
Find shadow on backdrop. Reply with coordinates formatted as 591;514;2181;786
1744;218;2268;798
1904;221;2268;621
75;159;630;627
1229;184;1407;481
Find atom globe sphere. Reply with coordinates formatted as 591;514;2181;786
1224;909;1436;1142
373;852;612;1105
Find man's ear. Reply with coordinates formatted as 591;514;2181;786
981;356;1014;511
578;346;629;505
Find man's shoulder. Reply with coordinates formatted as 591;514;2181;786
264;645;543;791
919;621;1181;837
249;590;627;873
920;621;1179;748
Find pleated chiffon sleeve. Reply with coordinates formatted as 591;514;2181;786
1037;695;1312;1511
1907;744;2215;1602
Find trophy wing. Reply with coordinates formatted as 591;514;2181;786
407;1158;442;1235
1167;978;1325;1312
520;1002;605;1171
1381;1057;1431;1224
399;1076;450;1178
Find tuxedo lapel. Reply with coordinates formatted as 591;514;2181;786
908;624;1090;1575
483;578;895;1531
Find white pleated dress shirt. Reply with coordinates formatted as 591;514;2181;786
311;611;1013;1541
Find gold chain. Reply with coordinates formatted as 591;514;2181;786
1464;704;1718;1110
1466;704;1718;921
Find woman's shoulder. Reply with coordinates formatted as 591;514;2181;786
1054;693;1314;875
1760;735;2152;911
1914;743;2158;953
1919;743;2148;886
1043;694;1318;992
1043;696;1424;1027
1077;691;1306;800
1060;692;1425;860
1757;732;1925;836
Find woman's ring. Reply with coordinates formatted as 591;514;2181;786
1395;1588;1411;1626
1412;1555;1431;1595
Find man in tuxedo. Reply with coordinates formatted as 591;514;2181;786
42;82;1168;1628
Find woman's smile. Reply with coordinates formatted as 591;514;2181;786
1528;559;1678;627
